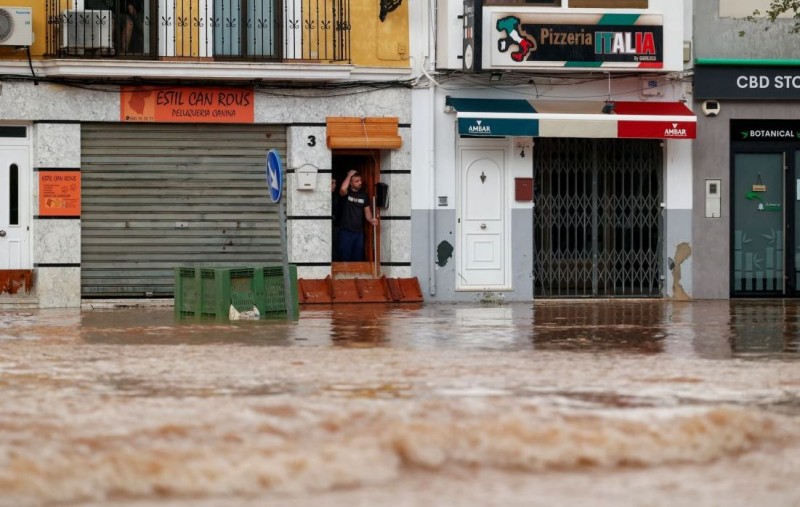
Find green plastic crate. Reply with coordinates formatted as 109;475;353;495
174;265;298;320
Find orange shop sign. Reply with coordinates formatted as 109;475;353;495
120;86;254;123
39;171;80;217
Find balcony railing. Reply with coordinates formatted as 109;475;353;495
45;0;351;62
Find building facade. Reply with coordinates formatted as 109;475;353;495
693;0;800;298
0;0;414;308
411;0;695;302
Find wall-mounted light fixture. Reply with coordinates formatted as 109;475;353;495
489;72;504;82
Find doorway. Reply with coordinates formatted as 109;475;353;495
533;138;663;297
456;146;509;289
730;148;800;296
0;135;30;270
332;151;381;276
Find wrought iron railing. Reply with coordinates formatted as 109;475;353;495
44;0;351;62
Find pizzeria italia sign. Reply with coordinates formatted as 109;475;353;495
487;11;664;69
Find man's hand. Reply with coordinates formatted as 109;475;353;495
340;171;355;196
368;217;378;226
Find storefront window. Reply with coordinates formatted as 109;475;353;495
795;151;800;290
732;153;784;294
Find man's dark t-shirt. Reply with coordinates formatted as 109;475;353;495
339;189;368;232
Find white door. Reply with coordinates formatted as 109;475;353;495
0;147;29;269
457;148;508;289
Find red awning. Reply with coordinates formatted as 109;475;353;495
612;101;696;139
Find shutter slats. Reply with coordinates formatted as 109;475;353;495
81;123;286;297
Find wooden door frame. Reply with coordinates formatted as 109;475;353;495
331;150;381;277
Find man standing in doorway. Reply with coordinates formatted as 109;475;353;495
338;170;378;262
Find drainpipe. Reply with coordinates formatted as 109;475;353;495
424;2;437;296
428;80;436;296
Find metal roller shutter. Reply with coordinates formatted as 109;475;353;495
80;123;286;298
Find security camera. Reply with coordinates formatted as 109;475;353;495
702;100;720;117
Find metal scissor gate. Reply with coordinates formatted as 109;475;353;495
533;138;663;298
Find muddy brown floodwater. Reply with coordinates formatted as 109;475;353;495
0;299;799;507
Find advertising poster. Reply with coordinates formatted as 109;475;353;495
39;171;80;217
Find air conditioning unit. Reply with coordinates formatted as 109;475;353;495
0;7;33;46
60;10;114;54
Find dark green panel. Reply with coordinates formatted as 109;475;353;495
732;153;784;294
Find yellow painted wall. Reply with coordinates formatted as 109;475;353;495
0;0;59;58
1;0;410;67
349;0;410;67
175;0;200;57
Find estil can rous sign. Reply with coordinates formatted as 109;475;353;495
121;86;255;123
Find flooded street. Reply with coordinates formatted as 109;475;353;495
1;300;799;507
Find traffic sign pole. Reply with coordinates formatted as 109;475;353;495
266;150;294;320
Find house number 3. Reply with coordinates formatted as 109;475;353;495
307;135;316;147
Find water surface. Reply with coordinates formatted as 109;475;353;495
1;300;798;506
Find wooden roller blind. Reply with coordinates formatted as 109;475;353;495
326;117;402;149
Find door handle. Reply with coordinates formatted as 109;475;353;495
0;230;5;237
480;223;486;230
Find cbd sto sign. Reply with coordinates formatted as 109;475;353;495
696;66;800;100
736;75;800;90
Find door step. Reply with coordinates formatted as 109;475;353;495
298;276;423;304
0;297;39;309
331;261;376;279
